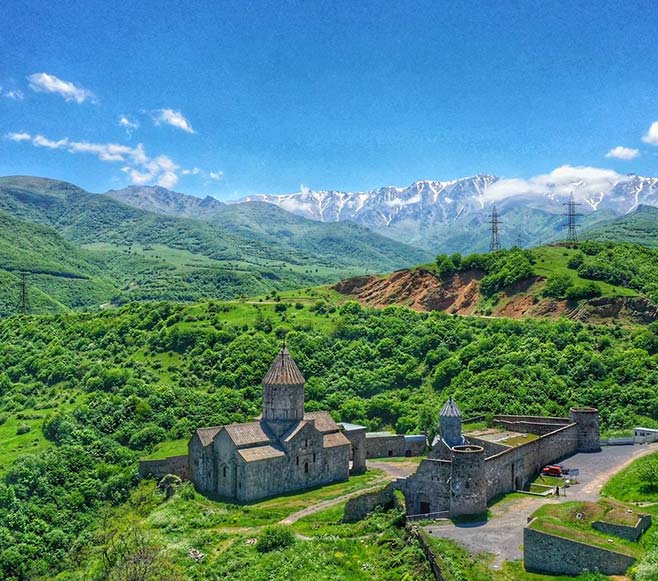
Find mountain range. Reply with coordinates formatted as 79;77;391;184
0;176;429;315
236;174;658;252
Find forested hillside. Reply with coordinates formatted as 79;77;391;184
0;176;429;314
1;298;658;578
583;205;658;248
336;242;658;323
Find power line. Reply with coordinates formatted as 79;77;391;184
487;205;502;252
562;193;582;243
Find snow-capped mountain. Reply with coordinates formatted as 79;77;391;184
237;173;658;225
233;172;658;252
237;174;498;227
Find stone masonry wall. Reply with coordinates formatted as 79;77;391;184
494;419;567;435
366;434;425;458
493;415;570;424
138;455;190;480
402;458;452;516
484;424;578;500
343;483;396;522
592;514;652;542
237;440;350;503
524;526;636;576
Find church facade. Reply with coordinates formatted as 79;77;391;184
188;347;351;502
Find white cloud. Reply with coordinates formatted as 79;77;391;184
5;132;31;142
605;146;639;160
300;184;311;195
484;165;630;209
28;72;96;104
6;128;217;188
151;108;195;133
118;115;139;136
4;89;24;100
33;134;69;149
8;131;184;188
642;121;658;145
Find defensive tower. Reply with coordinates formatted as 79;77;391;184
450;444;487;517
569;407;600;452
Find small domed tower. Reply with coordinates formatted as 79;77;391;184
440;397;464;449
569;407;601;452
450;444;487;517
262;346;305;436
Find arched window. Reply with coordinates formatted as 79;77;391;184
313;452;316;463
304;461;309;474
223;466;227;478
305;439;308;448
296;456;299;466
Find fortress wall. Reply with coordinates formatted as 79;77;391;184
524;526;636;576
484;424;579;500
465;435;510;456
494;419;567;435
493;415;570;424
402;459;452;516
138;454;190;481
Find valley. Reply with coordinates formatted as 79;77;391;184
0;177;429;314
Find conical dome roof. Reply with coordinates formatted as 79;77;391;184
440;397;462;418
262;346;305;386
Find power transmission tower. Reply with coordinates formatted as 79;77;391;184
488;205;502;251
562;193;582;243
18;272;30;315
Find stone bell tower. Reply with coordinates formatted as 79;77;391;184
440;397;464;449
262;346;305;436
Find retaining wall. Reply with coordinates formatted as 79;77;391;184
138;454;190;480
524;525;636;576
408;526;447;581
343;483;396;522
592;514;652;542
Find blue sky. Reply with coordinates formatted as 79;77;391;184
1;0;657;199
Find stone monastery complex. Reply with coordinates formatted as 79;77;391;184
140;346;601;517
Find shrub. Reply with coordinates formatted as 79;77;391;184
256;526;295;553
16;424;31;435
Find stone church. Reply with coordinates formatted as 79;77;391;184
189;346;352;502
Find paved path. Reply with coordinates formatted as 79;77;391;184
424;444;658;568
278;459;419;525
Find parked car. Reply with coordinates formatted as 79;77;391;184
542;465;563;477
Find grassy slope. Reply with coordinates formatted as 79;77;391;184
602;450;658;502
584;205;658;248
3;298;658;578
0;176;428;314
62;474;434;580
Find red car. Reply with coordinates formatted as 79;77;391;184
542;465;563;477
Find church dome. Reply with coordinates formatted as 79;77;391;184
262;346;305;387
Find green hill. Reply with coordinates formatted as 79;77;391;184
583;205;658;248
1;298;658;578
0;176;430;313
334;242;658;323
